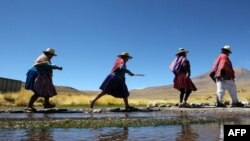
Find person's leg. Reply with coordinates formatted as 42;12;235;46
44;97;55;108
27;93;39;108
216;80;225;103
90;91;106;108
226;80;244;107
226;80;239;103
216;80;227;107
178;89;185;107
179;89;185;103
183;90;191;103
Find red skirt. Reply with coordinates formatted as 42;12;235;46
173;73;197;91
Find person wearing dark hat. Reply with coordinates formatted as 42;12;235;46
210;45;244;107
90;52;136;110
25;48;63;112
170;48;197;108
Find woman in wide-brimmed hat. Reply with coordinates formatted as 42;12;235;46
170;48;197;108
90;52;136;110
25;48;63;112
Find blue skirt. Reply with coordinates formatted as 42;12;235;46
99;73;129;98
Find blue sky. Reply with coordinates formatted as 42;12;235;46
1;0;250;90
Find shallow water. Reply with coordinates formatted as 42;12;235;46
0;123;223;141
1;111;250;141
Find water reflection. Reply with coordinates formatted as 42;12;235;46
0;123;225;141
176;125;199;141
25;129;54;141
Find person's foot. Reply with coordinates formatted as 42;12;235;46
125;106;137;111
232;102;244;107
90;100;94;109
25;107;37;112
178;103;183;108
182;102;190;108
216;102;226;107
44;103;56;109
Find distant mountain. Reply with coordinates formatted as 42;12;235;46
129;68;250;99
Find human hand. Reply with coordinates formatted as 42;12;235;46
58;66;63;70
129;72;134;76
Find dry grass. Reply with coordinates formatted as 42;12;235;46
0;87;250;108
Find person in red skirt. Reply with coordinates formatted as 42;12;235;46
170;48;197;107
90;52;136;110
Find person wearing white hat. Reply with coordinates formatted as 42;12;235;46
25;48;63;112
90;52;136;110
170;48;197;108
210;45;244;107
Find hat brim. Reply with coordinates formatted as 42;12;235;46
43;51;57;56
221;48;232;53
176;50;189;55
118;55;132;59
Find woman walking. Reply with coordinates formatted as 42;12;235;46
90;52;136;110
25;48;63;112
170;48;197;107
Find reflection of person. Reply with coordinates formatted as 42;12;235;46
25;48;63;112
210;45;244;107
176;125;199;141
26;129;53;141
90;52;136;110
97;127;128;140
170;48;197;108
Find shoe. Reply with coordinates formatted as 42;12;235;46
232;102;244;107
178;103;183;108
125;106;138;111
181;102;190;108
25;107;37;112
44;103;56;109
216;102;226;107
90;100;94;109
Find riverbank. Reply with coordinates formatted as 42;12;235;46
1;107;250;128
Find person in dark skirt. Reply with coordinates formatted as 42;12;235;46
25;48;63;112
90;52;136;110
170;48;197;108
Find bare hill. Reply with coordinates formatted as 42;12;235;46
130;68;250;99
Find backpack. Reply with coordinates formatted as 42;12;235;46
25;67;38;90
169;56;185;75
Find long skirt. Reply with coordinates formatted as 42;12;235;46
173;73;197;92
33;74;57;97
99;73;129;98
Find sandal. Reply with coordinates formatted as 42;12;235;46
44;103;56;109
25;107;37;112
125;106;138;111
90;100;94;109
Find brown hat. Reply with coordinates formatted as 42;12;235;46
176;48;189;55
43;48;57;56
118;52;133;59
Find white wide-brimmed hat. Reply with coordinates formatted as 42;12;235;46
221;45;232;54
176;48;189;55
43;48;57;56
118;52;133;59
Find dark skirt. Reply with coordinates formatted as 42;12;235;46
33;74;57;97
173;72;197;92
99;73;129;98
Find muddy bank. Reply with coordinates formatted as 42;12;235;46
0;107;250;128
